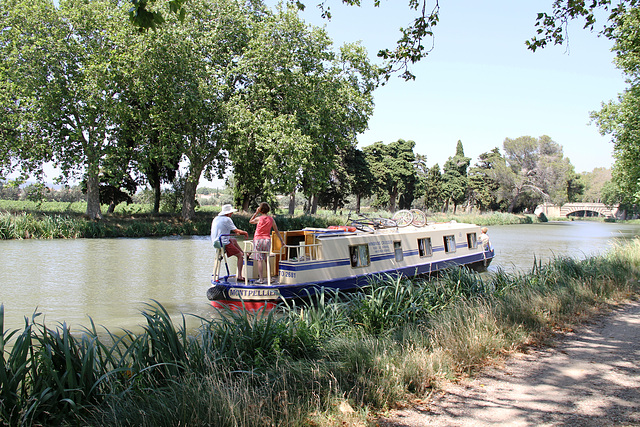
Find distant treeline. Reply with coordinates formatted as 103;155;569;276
0;200;536;240
0;137;616;220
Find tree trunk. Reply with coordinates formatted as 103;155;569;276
147;163;162;214
153;180;161;214
508;189;519;213
242;198;250;212
288;192;295;215
181;174;199;221
442;199;449;213
355;194;361;214
85;167;102;220
311;194;318;214
389;190;397;212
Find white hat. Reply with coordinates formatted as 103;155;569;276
218;204;237;216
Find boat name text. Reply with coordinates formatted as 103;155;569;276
229;288;280;299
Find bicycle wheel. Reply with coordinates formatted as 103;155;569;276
392;210;413;227
352;221;375;233
410;209;427;227
374;217;398;228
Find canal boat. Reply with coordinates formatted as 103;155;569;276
206;217;494;310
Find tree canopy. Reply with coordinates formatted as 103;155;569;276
128;0;440;80
1;0;136;218
527;0;640;51
1;0;377;219
490;135;577;212
127;0;640;80
591;7;640;208
441;141;470;213
2;0;610;217
363;139;418;212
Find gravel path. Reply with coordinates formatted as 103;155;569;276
377;300;640;426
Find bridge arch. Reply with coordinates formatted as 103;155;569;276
560;203;618;218
535;203;619;219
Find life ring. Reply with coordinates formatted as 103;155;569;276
328;225;356;232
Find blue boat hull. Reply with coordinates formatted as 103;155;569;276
207;249;495;307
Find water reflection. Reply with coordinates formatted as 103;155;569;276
0;236;217;333
487;221;640;273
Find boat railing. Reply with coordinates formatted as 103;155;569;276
242;241;320;263
283;241;320;262
239;239;321;285
242;240;277;286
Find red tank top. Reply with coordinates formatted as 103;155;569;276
255;215;274;239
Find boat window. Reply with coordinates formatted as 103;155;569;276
444;235;456;253
418;237;432;257
467;233;477;249
349;244;370;268
394;241;403;261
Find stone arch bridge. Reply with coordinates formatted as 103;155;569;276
535;203;619;219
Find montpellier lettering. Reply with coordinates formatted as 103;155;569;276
229;288;280;299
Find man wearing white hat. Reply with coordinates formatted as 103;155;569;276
211;204;249;281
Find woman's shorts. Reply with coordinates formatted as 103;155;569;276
254;238;271;260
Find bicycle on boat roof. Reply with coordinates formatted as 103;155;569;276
346;211;398;232
345;209;429;232
390;208;427;227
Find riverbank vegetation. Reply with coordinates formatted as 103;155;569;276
0;200;538;240
2;239;639;426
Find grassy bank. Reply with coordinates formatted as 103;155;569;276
0;200;536;240
427;211;537;225
2;240;639;426
0;200;344;239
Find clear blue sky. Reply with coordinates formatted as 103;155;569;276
294;0;626;173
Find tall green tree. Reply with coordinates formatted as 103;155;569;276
127;0;264;220
441;140;470;213
231;5;376;214
492;135;577;212
117;47;183;214
580;167;612;203
467;147;503;212
162;0;260;220
346;146;374;213
317;147;352;213
1;0;132;218
423;163;443;212
299;40;376;214
364;139;418;212
592;8;640;207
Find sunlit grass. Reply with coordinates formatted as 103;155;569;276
428;211;536;225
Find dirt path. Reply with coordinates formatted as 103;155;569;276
377;300;640;427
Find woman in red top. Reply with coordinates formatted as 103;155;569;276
249;202;284;284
